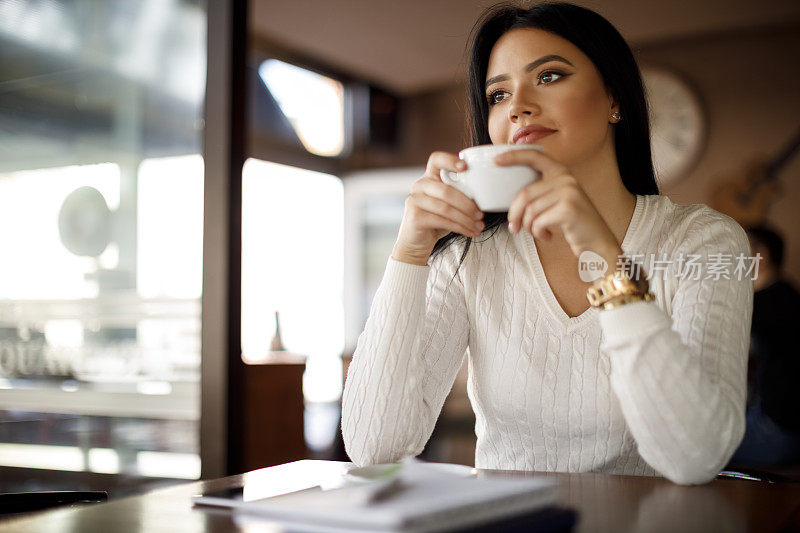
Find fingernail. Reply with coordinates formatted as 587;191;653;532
474;221;484;231
473;210;483;219
456;161;466;170
508;221;515;233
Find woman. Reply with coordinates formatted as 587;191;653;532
342;2;753;485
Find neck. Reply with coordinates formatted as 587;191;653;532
572;146;637;244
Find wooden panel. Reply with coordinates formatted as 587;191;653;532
241;363;306;471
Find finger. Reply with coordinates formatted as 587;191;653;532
493;148;569;179
421;152;480;215
418;177;483;220
426;151;467;176
528;204;567;242
411;193;484;235
507;180;560;233
413;206;482;238
521;192;560;238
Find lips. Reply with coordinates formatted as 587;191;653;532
513;125;557;144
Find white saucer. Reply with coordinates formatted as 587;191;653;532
344;463;403;483
344;461;476;483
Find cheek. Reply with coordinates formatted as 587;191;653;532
487;110;504;144
559;88;609;142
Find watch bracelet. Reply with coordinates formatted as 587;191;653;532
600;291;655;310
586;256;652;308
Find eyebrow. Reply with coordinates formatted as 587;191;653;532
485;54;574;89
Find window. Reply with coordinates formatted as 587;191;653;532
0;0;206;480
259;59;346;157
342;168;421;352
241;159;344;411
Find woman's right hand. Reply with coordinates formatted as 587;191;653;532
391;151;485;266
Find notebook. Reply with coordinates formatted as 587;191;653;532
193;461;566;533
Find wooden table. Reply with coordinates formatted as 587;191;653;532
2;460;799;532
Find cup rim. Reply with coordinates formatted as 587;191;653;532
458;143;543;161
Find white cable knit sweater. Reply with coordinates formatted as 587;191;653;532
342;194;754;485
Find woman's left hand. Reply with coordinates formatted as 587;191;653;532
496;148;622;263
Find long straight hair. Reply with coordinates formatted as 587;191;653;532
431;1;659;263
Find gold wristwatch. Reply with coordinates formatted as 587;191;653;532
586;257;655;310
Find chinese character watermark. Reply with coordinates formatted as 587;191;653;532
587;252;762;281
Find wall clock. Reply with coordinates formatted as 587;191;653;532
641;66;706;189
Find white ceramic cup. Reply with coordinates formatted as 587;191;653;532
439;144;543;212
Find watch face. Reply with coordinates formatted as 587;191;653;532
642;67;706;189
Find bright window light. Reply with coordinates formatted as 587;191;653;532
259;59;345;157
0;163;120;300
0;443;84;472
242;159;344;402
44;320;84;349
136;451;200;479
88;448;120;474
137;154;204;300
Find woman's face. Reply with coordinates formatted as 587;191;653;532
485;28;618;171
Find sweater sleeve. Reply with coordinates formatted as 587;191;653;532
599;214;753;485
341;248;470;466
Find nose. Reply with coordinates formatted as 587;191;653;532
508;92;540;122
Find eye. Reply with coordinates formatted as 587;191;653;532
486;90;509;106
538;70;566;85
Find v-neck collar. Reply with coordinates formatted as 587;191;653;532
522;194;645;332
